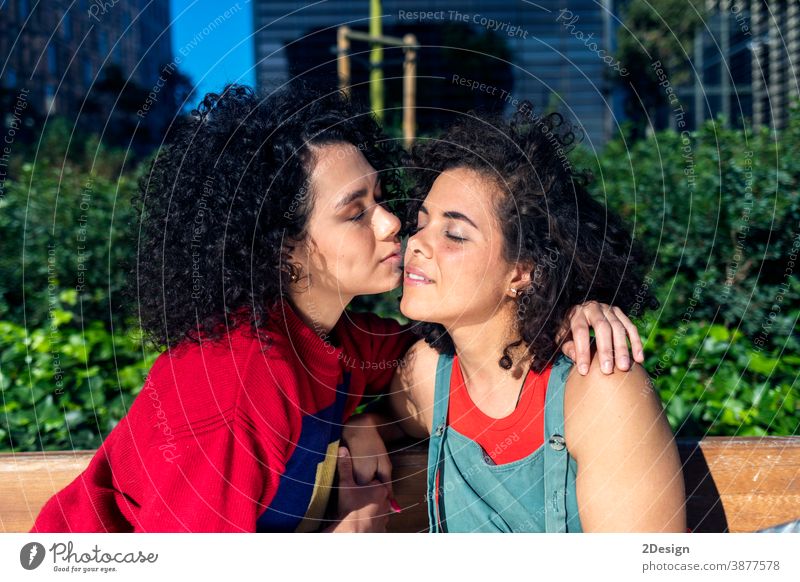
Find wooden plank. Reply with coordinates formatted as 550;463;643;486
678;437;800;532
2;437;799;533
0;451;93;533
387;445;428;533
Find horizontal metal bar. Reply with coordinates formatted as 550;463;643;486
345;29;415;48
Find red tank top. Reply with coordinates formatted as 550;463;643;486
447;355;552;465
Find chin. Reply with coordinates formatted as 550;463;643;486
366;269;403;294
399;294;437;323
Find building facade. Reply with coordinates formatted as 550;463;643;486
252;0;621;148
680;0;799;131
1;0;172;141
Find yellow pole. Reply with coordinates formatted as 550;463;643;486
370;0;384;122
337;26;351;95
403;34;417;149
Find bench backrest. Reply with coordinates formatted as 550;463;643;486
2;437;799;533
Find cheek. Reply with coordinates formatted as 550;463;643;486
328;224;377;272
439;246;506;306
439;244;490;288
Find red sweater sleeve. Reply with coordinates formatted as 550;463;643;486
31;417;282;533
31;336;291;534
131;420;279;532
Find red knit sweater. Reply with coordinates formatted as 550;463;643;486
31;300;415;532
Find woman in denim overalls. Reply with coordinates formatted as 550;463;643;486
386;106;687;533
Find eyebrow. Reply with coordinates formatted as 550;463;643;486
419;205;479;230
335;188;367;211
335;177;381;211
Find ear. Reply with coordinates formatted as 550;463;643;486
506;261;533;298
281;239;305;282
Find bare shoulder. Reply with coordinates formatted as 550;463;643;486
563;357;668;462
561;357;686;532
397;339;440;407
389;339;441;438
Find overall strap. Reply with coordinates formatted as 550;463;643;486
426;352;454;533
543;355;574;533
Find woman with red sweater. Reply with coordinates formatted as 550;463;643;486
31;84;643;533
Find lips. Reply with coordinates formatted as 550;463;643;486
381;245;403;263
404;264;434;284
381;245;402;262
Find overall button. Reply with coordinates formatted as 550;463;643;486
435;423;445;436
549;434;566;451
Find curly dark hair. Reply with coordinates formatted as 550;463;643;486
129;83;405;350
404;104;658;371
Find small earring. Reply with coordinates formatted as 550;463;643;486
290;272;298;282
508;288;518;297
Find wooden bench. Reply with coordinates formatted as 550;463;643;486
2;437;799;533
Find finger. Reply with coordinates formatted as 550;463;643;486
614;306;645;363
368;479;391;498
351;455;376;487
571;308;592;375
605;310;630;371
376;456;394;499
336;446;355;487
367;480;391;514
588;305;614;374
561;339;577;362
555;306;575;343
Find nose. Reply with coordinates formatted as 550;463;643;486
374;203;401;240
406;226;432;259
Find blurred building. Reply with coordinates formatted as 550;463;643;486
0;0;173;147
252;0;623;148
680;0;799;130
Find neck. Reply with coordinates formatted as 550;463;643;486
288;286;353;342
447;302;530;392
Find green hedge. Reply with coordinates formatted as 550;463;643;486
1;113;797;452
576;112;800;351
0;119;138;331
642;320;798;438
0;291;156;451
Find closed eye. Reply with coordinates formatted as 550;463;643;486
349;208;367;222
350;194;387;222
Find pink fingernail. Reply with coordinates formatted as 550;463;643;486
389;498;402;513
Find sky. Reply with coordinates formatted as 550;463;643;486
169;0;256;103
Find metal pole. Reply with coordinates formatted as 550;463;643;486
370;0;384;122
721;7;731;125
403;34;417;149
337;26;351;96
694;29;704;129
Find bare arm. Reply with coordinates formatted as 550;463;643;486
340;340;439;492
565;359;687;532
387;339;440;439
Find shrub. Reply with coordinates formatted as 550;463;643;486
0;290;156;451
579;112;800;352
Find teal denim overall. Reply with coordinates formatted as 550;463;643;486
426;353;583;533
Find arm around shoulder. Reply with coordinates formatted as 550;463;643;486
564;360;687;532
